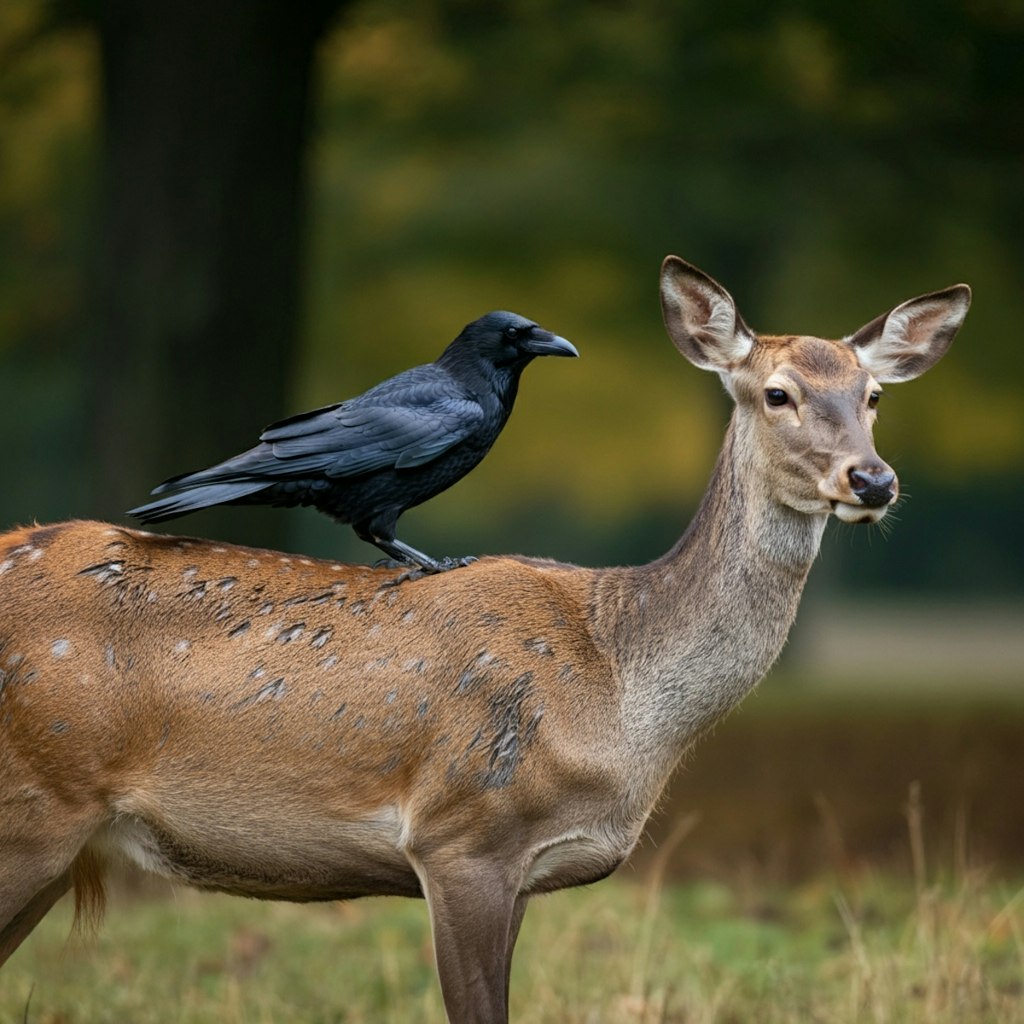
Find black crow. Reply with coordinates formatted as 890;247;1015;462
128;311;577;572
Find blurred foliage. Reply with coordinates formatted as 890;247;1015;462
0;2;96;351
1;0;1022;592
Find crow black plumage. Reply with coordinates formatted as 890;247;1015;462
127;311;577;572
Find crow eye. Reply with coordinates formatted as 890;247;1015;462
765;388;789;408
504;326;519;340
868;390;882;409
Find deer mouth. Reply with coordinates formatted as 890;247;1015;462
830;500;889;525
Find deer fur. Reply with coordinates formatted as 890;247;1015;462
0;258;970;1023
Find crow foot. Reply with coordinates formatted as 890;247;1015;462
375;554;477;587
372;557;413;570
429;555;478;572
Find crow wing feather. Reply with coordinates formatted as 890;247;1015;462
256;374;486;478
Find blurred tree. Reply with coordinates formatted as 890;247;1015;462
295;0;1024;582
83;0;345;547
1;0;1021;590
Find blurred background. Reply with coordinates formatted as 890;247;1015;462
1;0;1022;878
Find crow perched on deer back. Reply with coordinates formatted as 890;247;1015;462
128;311;578;572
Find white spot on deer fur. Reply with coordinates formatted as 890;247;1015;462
0;560;13;574
182;566;198;581
29;547;43;561
330;564;343;572
247;559;259;569
277;623;305;644
401;610;416;624
279;557;291;564
51;639;70;658
369;623;382;637
212;546;226;553
174;639;191;654
310;627;332;649
300;558;312;566
85;561;124;583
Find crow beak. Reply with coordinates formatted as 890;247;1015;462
524;332;579;358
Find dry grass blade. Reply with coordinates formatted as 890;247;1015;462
629;811;700;1001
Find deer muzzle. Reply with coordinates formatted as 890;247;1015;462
823;455;899;524
848;466;896;508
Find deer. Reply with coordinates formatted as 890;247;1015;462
0;257;970;1022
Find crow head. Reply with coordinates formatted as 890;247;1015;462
452;311;578;369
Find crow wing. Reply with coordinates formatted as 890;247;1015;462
258;371;486;479
146;366;488;498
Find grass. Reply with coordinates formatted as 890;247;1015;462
2;823;1022;1023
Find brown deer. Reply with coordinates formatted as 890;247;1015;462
0;258;970;1022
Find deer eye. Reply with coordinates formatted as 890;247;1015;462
868;390;882;409
765;388;789;408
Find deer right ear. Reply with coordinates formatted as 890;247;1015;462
660;256;755;372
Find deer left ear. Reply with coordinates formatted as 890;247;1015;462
845;284;971;383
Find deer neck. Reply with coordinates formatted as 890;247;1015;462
595;413;827;778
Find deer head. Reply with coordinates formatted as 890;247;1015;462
660;256;970;525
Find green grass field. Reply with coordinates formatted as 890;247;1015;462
2;853;1022;1023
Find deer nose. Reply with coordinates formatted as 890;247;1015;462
848;466;896;508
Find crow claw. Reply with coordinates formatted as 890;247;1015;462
378;568;428;588
372;557;412;570
432;555;478;572
376;554;477;588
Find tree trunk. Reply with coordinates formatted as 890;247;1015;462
87;0;342;549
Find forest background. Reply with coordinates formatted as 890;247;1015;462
1;0;1022;878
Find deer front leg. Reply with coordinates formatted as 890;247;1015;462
412;854;528;1024
502;894;529;1013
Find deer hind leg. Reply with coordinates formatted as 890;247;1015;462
0;791;108;968
0;870;73;967
0;840;109;968
411;854;528;1024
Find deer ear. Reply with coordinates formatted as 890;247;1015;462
845;284;971;383
660;256;755;372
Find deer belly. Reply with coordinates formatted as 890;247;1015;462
88;804;421;900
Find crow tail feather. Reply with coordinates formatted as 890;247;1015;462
127;481;269;524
